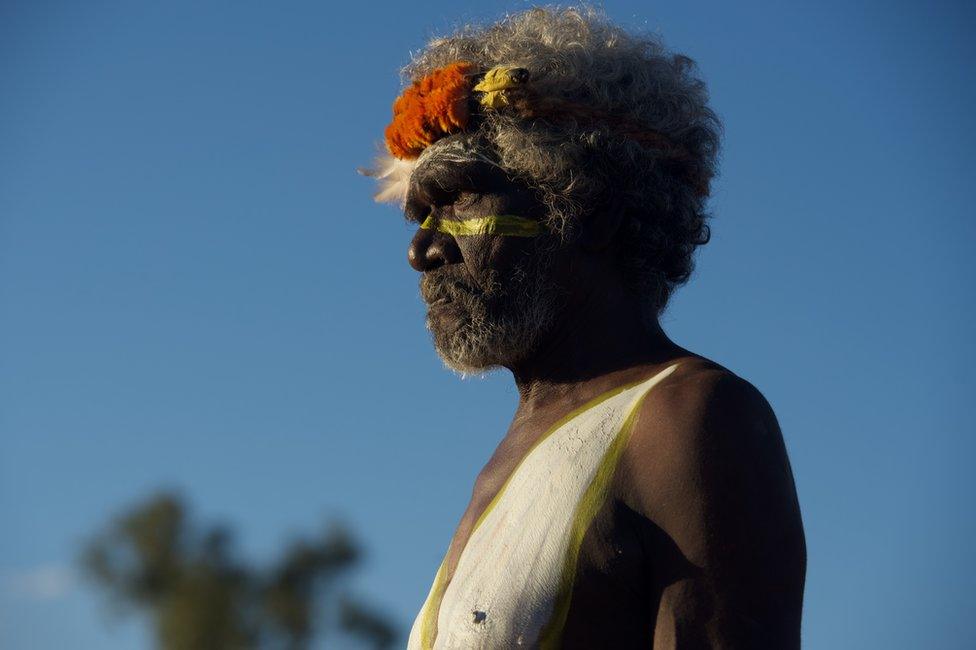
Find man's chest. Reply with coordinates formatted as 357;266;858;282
407;365;678;649
431;491;652;646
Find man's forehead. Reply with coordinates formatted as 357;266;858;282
404;143;543;226
407;137;515;212
414;136;502;178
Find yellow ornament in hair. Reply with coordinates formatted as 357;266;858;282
474;66;530;109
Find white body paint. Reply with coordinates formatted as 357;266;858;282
407;364;679;649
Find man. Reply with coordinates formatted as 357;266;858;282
368;8;805;649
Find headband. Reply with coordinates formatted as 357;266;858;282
371;61;707;209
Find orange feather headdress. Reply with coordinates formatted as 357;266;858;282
368;62;481;206
369;61;708;205
384;61;477;160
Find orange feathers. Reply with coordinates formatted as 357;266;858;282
384;62;477;160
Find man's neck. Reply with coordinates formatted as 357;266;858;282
508;282;685;415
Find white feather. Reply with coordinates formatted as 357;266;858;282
361;152;416;207
359;140;502;208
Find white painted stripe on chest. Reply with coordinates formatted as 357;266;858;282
407;364;679;649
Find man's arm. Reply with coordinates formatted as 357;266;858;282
623;367;806;649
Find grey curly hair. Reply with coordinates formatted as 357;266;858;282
401;6;721;316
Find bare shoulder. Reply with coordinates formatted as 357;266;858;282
640;356;778;448
619;356;806;647
621;357;803;547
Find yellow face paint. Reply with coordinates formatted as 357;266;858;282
420;214;542;237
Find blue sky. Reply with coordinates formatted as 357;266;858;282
1;1;973;648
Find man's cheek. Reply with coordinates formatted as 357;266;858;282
458;240;497;289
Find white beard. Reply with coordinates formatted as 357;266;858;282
424;249;564;376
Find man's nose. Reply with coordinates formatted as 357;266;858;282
408;227;462;272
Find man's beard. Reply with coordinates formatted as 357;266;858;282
419;243;564;375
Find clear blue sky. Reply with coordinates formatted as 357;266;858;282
1;1;973;648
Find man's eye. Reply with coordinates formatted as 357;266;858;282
453;192;480;209
422;186;458;207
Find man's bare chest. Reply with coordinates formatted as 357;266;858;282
406;365;679;649
440;452;650;604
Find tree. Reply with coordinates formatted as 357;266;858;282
81;492;396;650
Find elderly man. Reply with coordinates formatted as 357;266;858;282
368;8;805;649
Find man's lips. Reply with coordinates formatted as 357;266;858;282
421;273;481;307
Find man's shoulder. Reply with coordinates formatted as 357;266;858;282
619;357;806;645
632;355;777;454
619;355;801;554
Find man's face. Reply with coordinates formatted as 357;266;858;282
405;142;567;374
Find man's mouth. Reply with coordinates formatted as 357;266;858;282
421;271;482;308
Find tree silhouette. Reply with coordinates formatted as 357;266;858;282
81;492;396;649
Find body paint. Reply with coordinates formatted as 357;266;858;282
420;214;542;237
406;364;681;650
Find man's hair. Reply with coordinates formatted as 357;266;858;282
403;6;722;316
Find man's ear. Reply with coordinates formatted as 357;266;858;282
580;194;627;252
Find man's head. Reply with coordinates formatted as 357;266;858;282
404;135;565;374
370;7;721;373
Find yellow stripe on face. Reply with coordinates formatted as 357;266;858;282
420;214;542;237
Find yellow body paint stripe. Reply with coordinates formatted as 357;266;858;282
418;561;447;649
537;391;651;649
420;214;542;237
416;377;650;649
468;379;649;534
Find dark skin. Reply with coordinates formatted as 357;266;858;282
405;151;806;648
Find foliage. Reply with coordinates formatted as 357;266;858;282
81;493;396;650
